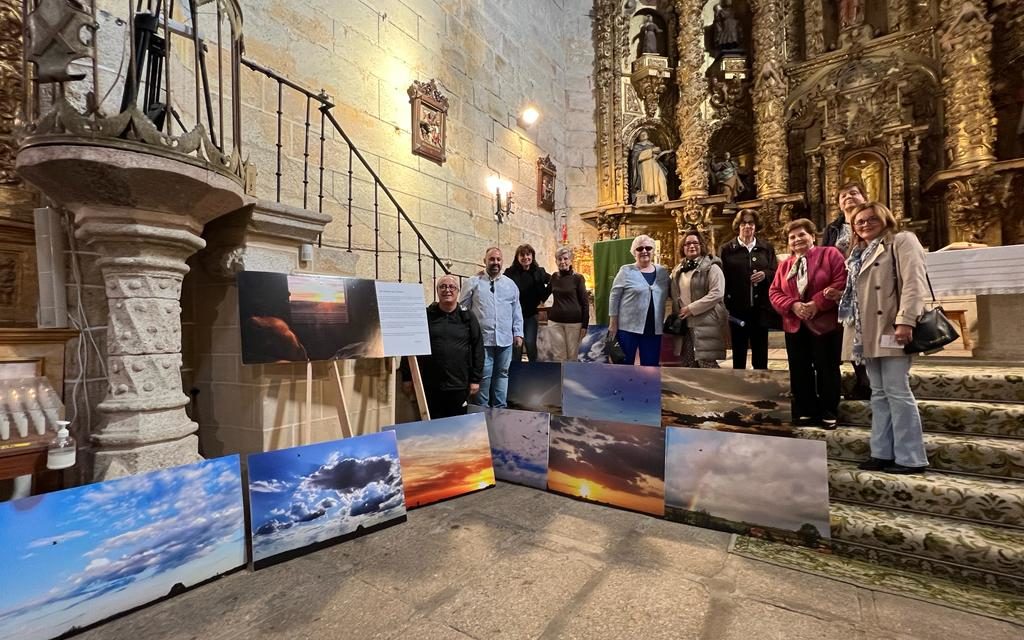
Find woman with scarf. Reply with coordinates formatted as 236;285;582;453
608;234;670;366
837;202;929;474
769;219;846;427
546;247;590;361
670;230;727;367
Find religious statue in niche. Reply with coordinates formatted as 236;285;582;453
839;0;865;28
842;152;888;205
408;79;449;165
630;130;671;205
633;15;664;58
711;152;745;203
537;155;557;212
713;0;742;50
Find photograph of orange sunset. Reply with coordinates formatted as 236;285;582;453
548;416;665;516
390;413;495;508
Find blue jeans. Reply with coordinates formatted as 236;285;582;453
616;330;661;366
864;355;929;467
512;315;538;362
475;345;513;408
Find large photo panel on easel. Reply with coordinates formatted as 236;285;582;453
664;427;830;548
237;272;429;364
246;431;407;568
0;456;246;640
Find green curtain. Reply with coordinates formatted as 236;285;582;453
593;237;636;325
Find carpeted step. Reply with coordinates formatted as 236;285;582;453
840;366;1024;403
796;426;1024;480
838;399;1024;439
829;502;1024;594
828;460;1024;529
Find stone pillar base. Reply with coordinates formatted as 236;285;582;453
92;434;201;480
973;294;1024;361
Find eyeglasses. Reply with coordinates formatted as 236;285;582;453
635;246;653;253
438;284;458;291
683;241;701;247
854;216;881;228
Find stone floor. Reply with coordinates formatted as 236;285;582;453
77;483;1022;640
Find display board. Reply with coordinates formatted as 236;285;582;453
661;368;792;434
0;456;246;640
479;408;550;490
506;361;563;413
388;413;495;508
562;361;661;426
548;415;665;516
664;428;830;547
237;272;429;364
247;431;407;568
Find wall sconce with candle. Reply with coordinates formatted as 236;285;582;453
487;175;514;224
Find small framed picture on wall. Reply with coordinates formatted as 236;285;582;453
537;155;556;212
408;79;449;165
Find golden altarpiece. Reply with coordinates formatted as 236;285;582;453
584;0;1024;264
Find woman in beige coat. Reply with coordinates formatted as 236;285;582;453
836;202;930;474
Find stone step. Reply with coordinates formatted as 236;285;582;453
839;366;1024;403
829;502;1024;594
796;426;1024;480
828;460;1024;529
838;399;1024;440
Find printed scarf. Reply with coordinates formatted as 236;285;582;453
838;236;884;365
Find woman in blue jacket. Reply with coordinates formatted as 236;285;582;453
608;234;670;366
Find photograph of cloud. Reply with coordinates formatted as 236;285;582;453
482;408;550;490
389;413;495;508
548;416;665;516
662;368;792;434
247;431;407;567
577;325;610;363
664;427;830;547
562;362;661;426
507;361;563;413
0;456;246;640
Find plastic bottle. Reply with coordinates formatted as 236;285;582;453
47;421;77;470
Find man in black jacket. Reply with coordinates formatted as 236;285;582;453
504;244;551;362
402;275;484;418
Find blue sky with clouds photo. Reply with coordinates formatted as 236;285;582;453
483;408;549;490
247;431;406;564
0;456;246;640
562;362;662;426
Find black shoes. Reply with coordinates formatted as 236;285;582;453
857;457;894;471
883;464;929;475
821;416;838;430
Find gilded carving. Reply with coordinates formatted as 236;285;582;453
751;0;789;197
597;211;624;240
945;169;1013;242
674;0;710;198
886;135;906;221
939;0;996;169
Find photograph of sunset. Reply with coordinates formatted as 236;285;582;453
389;413;496;508
507;362;563;413
548;416;665;516
562;361;661;426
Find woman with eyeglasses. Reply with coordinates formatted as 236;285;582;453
719;210;779;369
837;202;930;474
608;234;670;366
670;230;727;367
769;218;847;428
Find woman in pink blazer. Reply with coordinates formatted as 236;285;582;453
769;218;848;428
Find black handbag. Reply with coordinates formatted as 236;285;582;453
606;334;627;364
893;242;960;354
663;313;688;335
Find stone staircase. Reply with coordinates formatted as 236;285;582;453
795;363;1024;595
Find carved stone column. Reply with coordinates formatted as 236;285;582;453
751;0;789;198
886;134;906;221
675;0;709;199
17;144;246;479
804;0;825;58
939;0;996;170
822;144;842;221
785;0;801;62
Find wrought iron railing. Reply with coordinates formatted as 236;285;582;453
240;57;461;289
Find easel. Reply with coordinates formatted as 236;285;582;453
299;355;429;446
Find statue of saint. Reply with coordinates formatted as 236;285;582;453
633;15;663;58
839;0;864;28
630;131;670;205
711;153;745;202
713;0;742;48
